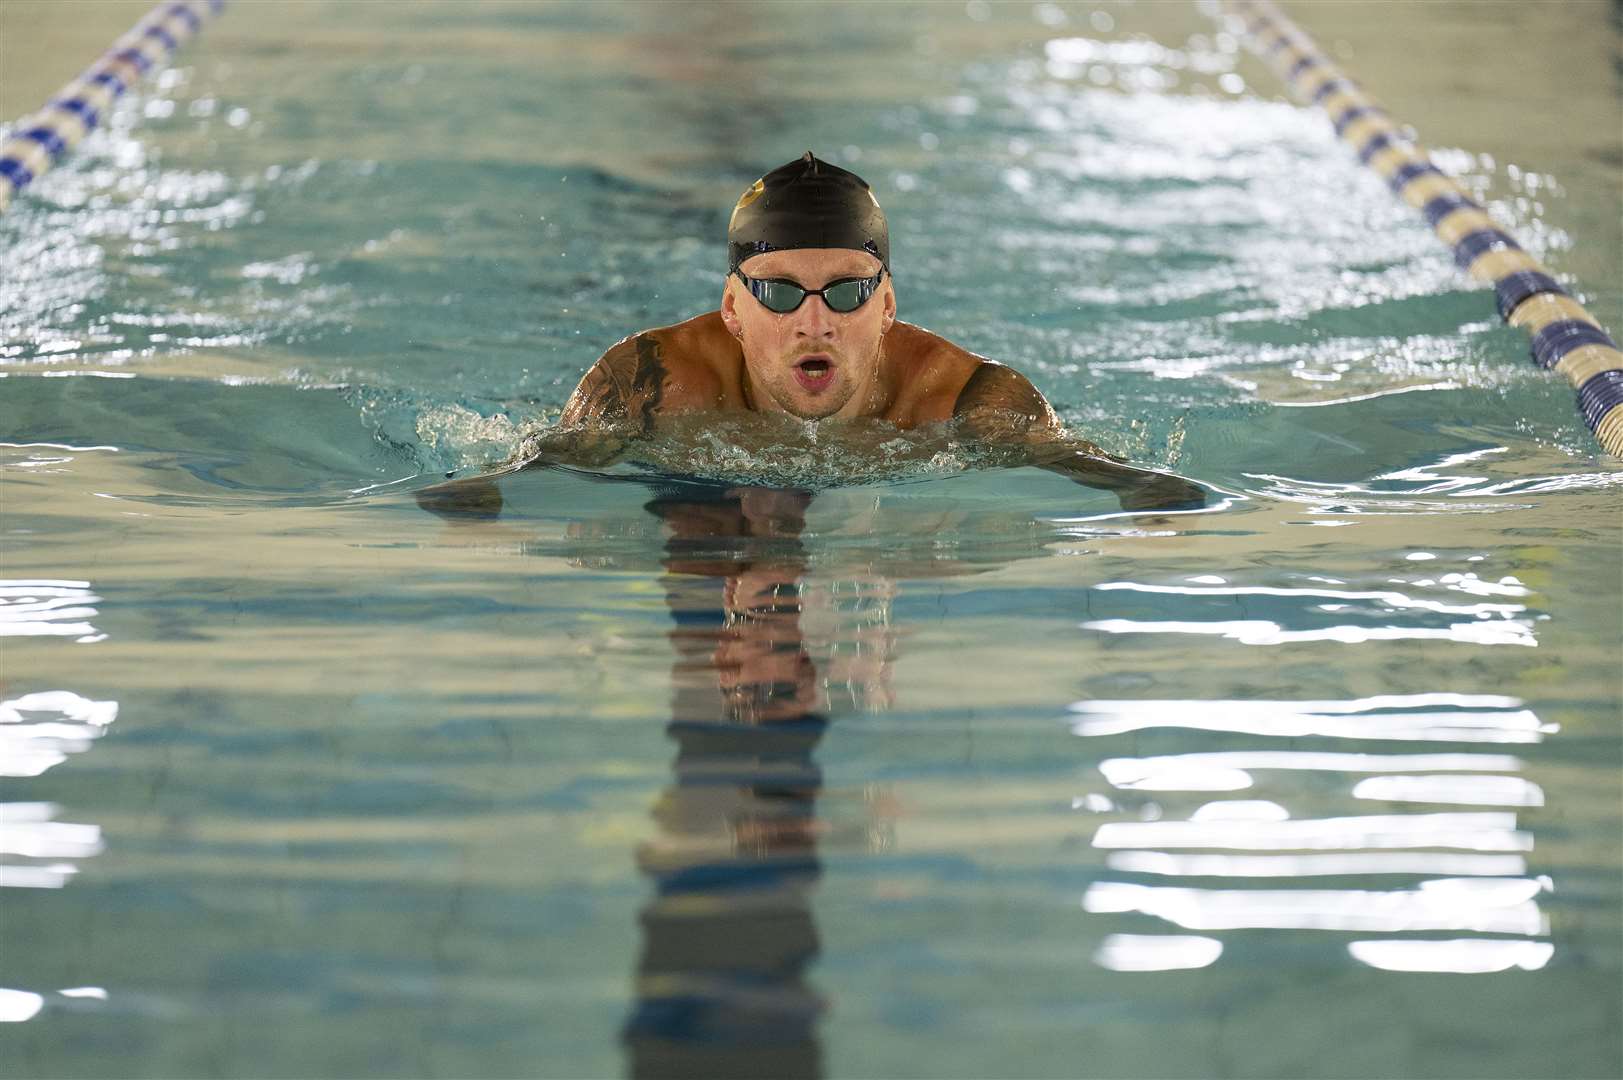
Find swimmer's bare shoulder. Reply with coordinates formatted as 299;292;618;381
882;323;1091;443
896;329;1200;508
890;322;1127;468
559;313;740;429
877;322;983;428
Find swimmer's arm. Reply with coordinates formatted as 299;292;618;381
951;360;1068;444
416;335;659;520
559;332;668;430
559;339;634;428
519;330;678;466
953;362;1205;512
520;331;683;469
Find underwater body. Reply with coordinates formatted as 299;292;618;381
2;2;1621;1077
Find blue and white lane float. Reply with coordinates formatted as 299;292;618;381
1218;0;1623;458
0;0;226;214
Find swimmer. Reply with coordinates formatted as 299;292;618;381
419;152;1204;518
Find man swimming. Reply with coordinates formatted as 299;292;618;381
419;152;1203;516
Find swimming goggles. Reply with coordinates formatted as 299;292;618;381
733;269;885;314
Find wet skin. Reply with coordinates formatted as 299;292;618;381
416;248;1206;518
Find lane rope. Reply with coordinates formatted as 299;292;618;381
0;0;225;214
1218;0;1623;457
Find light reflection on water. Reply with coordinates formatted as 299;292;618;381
1071;697;1552;741
1094;933;1223;973
0;691;119;779
1351;774;1544;807
1348;938;1553;974
1092;812;1532;853
1106;852;1530;878
0;636;117;1019
1083;879;1546;935
1082;618;1538;646
1074;689;1555;976
0;581;106;643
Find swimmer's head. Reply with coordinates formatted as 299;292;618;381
728;151;889;273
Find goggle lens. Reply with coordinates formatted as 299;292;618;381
757;279;807;313
821;279;870;312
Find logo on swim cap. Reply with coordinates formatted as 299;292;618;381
730;179;766;225
727;151;890;273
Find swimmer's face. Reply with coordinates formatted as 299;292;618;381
720;247;896;421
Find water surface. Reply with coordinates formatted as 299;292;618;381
2;2;1620;1077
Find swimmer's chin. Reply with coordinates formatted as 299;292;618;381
775;392;854;423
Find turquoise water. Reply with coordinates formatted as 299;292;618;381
3;2;1620;1077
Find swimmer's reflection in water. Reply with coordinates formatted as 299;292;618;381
415;151;1206;521
623;483;891;1080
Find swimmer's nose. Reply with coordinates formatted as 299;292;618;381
794;294;838;338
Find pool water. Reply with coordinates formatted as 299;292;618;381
2;2;1620;1077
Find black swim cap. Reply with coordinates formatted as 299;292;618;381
728;151;889;273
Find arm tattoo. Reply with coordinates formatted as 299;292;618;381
629;334;666;431
561;334;657;428
543;334;670;469
561;364;628;426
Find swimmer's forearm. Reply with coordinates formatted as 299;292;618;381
412;437;590;521
416;422;636;520
1030;446;1143;488
1034;448;1206;511
510;424;629;470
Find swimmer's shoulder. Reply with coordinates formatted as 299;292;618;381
654;311;744;402
882;321;1001;427
574;314;740;422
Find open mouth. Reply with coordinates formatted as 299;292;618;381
794;354;836;391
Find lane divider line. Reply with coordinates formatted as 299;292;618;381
0;0;225;214
1218;0;1623;457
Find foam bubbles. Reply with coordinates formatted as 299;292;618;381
415;405;523;469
